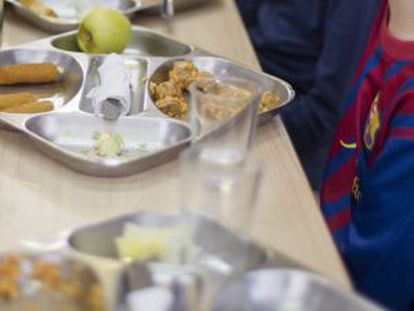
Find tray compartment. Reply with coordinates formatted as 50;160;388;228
0;49;84;113
148;56;295;122
51;30;192;56
80;56;148;115
68;211;268;272
24;113;192;176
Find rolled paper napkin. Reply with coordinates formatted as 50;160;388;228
87;53;132;120
0;63;60;85
0;92;37;110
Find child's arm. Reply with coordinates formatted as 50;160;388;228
347;92;414;311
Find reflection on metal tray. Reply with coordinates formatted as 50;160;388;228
6;0;210;33
214;269;386;311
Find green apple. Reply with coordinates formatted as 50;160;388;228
77;8;132;54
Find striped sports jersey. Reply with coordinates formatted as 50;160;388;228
321;2;414;310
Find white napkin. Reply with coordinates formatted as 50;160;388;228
87;53;132;118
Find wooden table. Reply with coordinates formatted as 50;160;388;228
0;0;351;288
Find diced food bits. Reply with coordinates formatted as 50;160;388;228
259;91;282;112
116;223;186;263
150;60;282;120
150;81;183;100
169;60;200;90
91;132;124;158
0;255;106;311
156;96;188;119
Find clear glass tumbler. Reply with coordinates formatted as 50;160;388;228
189;77;259;151
179;143;262;310
180;144;261;234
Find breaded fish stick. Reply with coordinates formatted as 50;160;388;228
3;101;54;113
0;92;37;110
0;64;60;85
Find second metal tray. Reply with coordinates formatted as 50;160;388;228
6;0;210;33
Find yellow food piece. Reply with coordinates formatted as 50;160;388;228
3;101;54;113
169;60;200;90
259;91;281;112
93;132;124;158
116;224;183;262
156;96;188;119
0;63;60;85
0;92;37;110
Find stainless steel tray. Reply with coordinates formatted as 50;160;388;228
213;269;386;311
11;211;385;311
0;26;294;177
6;0;209;33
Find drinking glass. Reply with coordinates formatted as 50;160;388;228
189;77;259;151
179;143;262;310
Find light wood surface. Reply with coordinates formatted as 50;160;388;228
0;0;351;288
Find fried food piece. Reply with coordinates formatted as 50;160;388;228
259;91;281;112
3;101;54;114
169;61;199;90
88;284;106;311
33;261;61;290
151;80;182;100
0;92;37;110
21;0;58;18
0;256;21;301
156;96;188;119
0;63;60;85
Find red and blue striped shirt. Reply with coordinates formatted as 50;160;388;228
322;2;414;310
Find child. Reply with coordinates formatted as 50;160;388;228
322;0;414;310
237;0;381;190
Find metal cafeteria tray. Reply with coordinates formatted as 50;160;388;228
11;211;386;311
213;269;386;311
0;26;294;177
6;0;210;33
